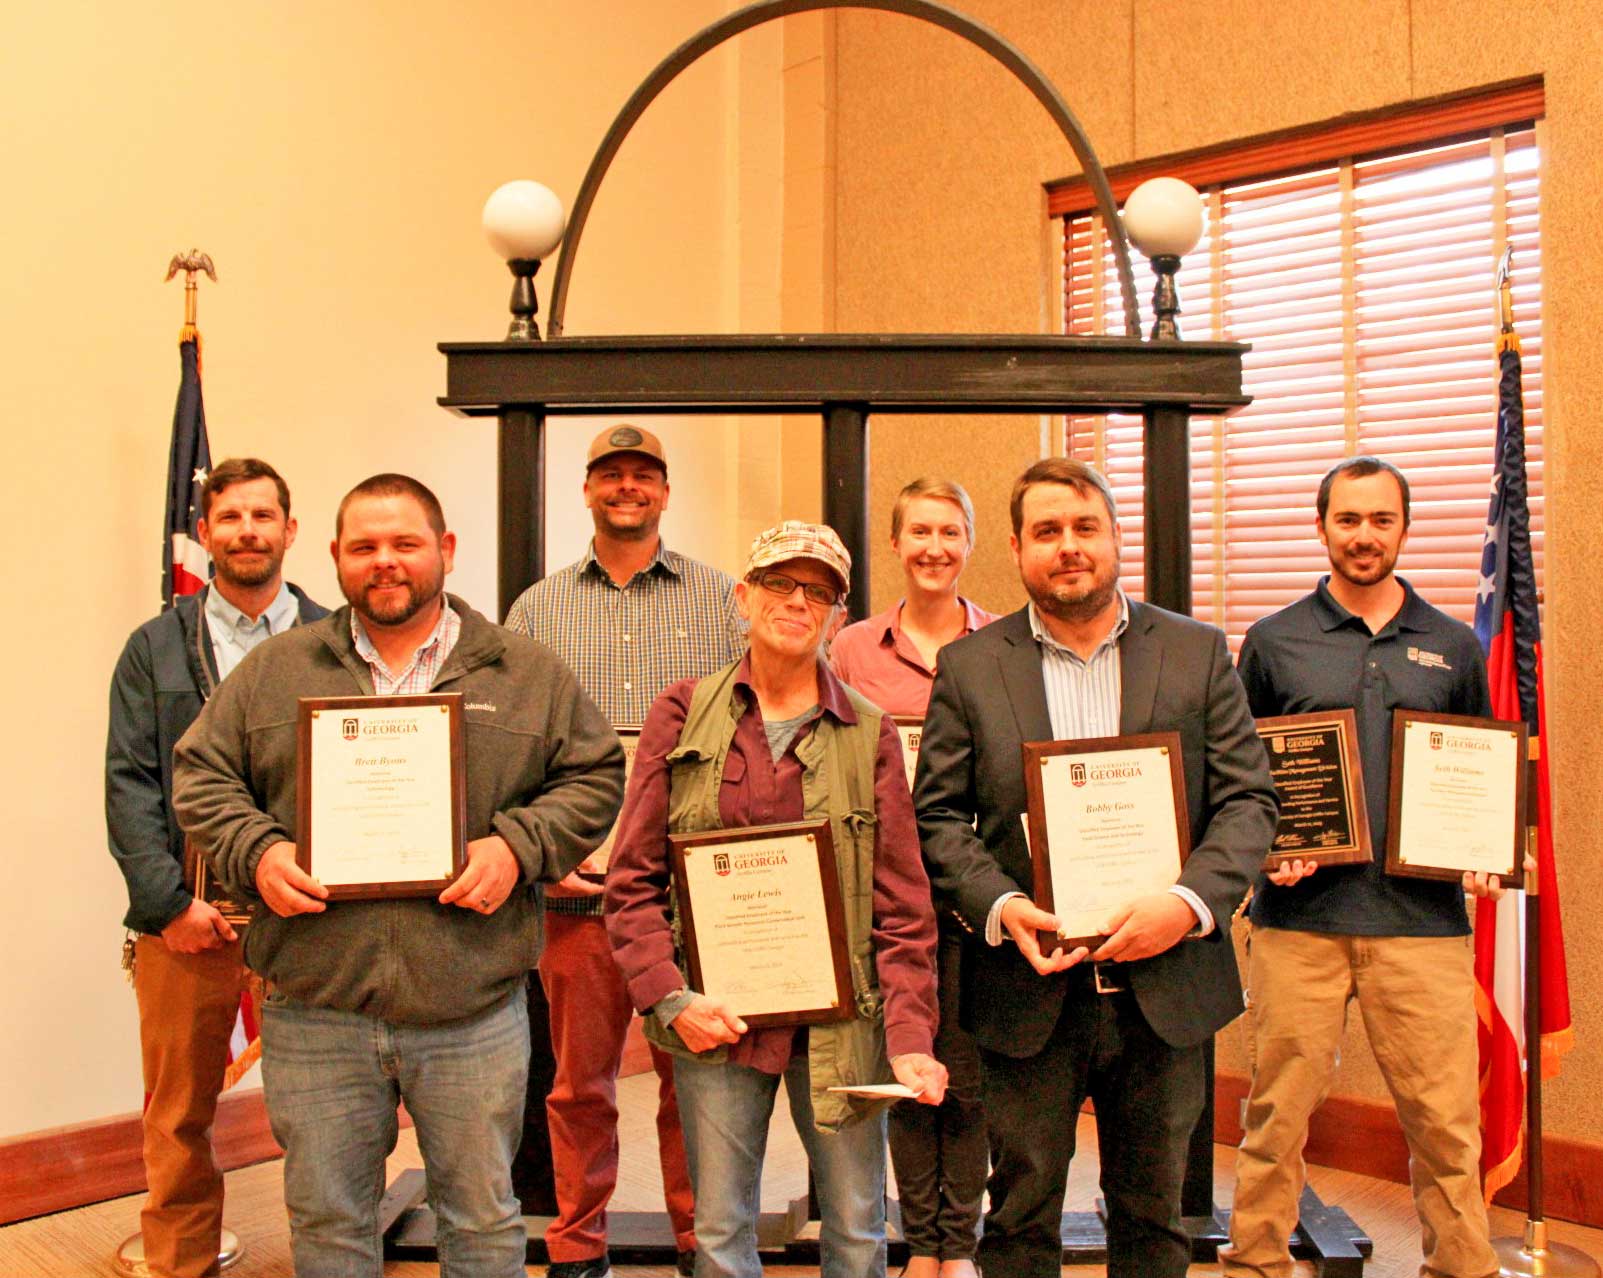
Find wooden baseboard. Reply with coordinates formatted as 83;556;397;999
0;1089;282;1226
1214;1069;1603;1229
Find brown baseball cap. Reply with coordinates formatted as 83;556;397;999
586;424;667;473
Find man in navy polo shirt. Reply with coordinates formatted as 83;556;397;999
1220;457;1506;1278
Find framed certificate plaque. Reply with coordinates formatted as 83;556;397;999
668;819;854;1028
1255;710;1372;870
1023;732;1191;952
1385;710;1527;886
295;693;467;900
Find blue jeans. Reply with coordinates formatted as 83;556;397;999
260;989;529;1278
674;1050;887;1278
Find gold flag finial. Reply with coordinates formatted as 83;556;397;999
164;249;217;347
1495;246;1519;357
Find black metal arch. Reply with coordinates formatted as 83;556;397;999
546;0;1141;338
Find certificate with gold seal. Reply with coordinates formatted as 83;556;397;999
1023;733;1191;952
1385;710;1527;886
668;820;853;1029
295;694;466;900
1255;710;1372;870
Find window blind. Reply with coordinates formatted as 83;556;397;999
1059;113;1542;650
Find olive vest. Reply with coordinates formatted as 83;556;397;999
641;660;893;1131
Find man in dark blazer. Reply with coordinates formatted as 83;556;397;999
915;457;1277;1278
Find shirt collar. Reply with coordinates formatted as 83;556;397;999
204;581;297;637
883;597;990;646
1311;575;1431;635
1027;590;1130;657
579;539;679;582
350;596;455;670
733;651;858;725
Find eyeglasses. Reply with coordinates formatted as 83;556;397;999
751;571;842;607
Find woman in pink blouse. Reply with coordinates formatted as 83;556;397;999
830;479;997;1278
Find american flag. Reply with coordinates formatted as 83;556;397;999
154;330;260;1092
1470;323;1572;1201
162;336;212;607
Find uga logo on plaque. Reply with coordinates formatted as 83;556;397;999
342;717;360;741
1271;735;1285;754
714;852;731;876
1069;762;1087;787
1430;731;1443;750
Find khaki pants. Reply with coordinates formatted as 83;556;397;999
1220;927;1498;1278
133;935;250;1278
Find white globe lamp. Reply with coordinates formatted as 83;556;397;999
482;180;567;340
1121;177;1205;339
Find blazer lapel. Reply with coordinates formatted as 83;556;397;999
998;608;1053;743
1119;601;1163;735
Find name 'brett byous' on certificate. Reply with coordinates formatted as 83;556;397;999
296;693;466;900
1024;732;1191;952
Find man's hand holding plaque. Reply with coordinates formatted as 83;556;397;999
256;840;328;917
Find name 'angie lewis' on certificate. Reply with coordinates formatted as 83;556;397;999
669;821;853;1028
296;694;466;899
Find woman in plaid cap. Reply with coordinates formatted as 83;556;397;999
605;520;944;1278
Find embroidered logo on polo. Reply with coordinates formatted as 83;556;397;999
1406;646;1453;671
465;701;497;712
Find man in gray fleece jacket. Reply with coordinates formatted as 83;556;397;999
173;473;624;1278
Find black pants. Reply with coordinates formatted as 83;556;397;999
977;980;1204;1278
888;924;987;1259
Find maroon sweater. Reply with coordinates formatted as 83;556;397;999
605;656;937;1072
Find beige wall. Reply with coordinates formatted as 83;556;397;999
0;0;808;1139
831;0;1603;1141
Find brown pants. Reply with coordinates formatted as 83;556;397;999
1221;927;1498;1278
538;912;696;1260
132;934;250;1278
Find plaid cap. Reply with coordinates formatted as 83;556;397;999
744;521;852;598
587;424;667;473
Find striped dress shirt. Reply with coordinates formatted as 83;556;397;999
986;592;1210;944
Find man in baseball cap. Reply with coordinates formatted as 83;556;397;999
504;424;744;1278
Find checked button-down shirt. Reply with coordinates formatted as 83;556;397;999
503;541;746;727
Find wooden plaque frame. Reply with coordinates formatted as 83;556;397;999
295;693;467;901
1023;732;1191;953
1385;709;1527;887
667;819;853;1029
1255;709;1372;870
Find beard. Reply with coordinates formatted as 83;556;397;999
212;543;282;589
1027;561;1120;624
1329;543;1398;587
343;568;442;628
